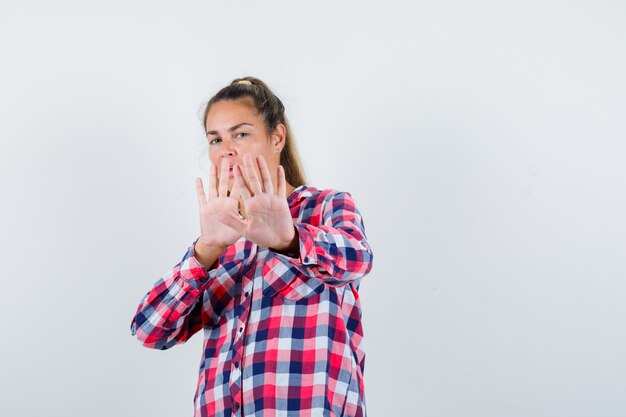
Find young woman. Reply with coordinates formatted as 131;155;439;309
130;77;374;417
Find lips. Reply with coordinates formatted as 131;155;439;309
219;160;237;177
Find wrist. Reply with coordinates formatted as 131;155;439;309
195;241;225;255
193;241;226;268
272;225;299;256
195;237;226;252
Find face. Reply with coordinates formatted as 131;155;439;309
205;99;284;192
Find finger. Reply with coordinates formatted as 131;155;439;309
218;211;246;235
234;164;253;200
196;177;207;206
229;184;246;217
229;182;241;202
257;155;274;195
218;158;230;197
208;164;218;199
243;153;263;195
277;165;286;197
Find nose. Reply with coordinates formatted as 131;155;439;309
220;141;236;158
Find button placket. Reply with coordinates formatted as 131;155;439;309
229;277;252;414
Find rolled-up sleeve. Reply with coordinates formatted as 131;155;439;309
264;191;373;291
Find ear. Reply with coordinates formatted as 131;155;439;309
270;123;287;153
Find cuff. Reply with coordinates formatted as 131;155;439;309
265;222;330;284
269;223;319;267
262;224;328;299
179;240;217;291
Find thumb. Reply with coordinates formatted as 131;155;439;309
218;211;246;235
229;185;241;202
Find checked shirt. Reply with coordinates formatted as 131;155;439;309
130;185;374;417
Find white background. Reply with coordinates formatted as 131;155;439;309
1;1;625;416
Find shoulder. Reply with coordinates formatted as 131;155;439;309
288;185;355;207
288;186;362;224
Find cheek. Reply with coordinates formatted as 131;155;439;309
208;149;219;165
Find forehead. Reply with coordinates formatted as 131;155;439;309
205;100;261;130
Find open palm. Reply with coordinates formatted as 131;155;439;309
218;153;295;250
195;159;243;249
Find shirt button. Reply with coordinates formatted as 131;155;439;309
234;361;239;368
233;402;239;410
239;327;243;333
245;291;250;298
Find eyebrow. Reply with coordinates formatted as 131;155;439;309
205;122;254;136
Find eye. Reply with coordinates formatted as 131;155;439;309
208;137;221;145
235;132;248;139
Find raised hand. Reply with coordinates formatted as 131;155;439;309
195;158;243;251
218;153;296;251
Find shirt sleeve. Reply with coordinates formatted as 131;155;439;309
264;190;374;293
129;238;218;350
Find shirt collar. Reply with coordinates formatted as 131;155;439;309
287;184;314;206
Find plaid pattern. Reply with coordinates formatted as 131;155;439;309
130;185;373;417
